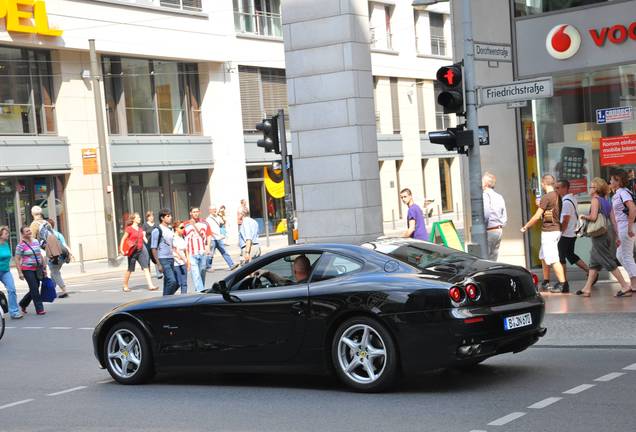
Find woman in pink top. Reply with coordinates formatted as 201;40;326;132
15;226;46;315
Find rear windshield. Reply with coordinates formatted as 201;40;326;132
369;240;475;271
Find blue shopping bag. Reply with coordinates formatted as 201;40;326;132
40;277;57;303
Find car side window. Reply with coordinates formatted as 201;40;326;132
310;253;363;283
232;253;321;291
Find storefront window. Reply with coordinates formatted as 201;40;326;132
246;165;288;236
521;64;636;266
514;0;610;17
102;56;201;136
0;46;56;135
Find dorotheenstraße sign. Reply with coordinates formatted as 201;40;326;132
478;77;553;106
474;42;512;62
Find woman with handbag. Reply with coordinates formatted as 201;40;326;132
577;178;632;297
609;170;636;297
119;212;158;293
15;226;46;315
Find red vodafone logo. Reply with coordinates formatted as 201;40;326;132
546;24;581;59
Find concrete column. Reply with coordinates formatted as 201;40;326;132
282;0;383;244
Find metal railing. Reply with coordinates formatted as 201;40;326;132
234;10;283;38
370;27;393;50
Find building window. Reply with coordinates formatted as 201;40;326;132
438;158;453;213
239;66;288;132
514;0;608;17
102;57;201;135
433;82;451;129
390;77;400;134
373;77;381;133
429;12;446;56
416;79;427;133
234;0;282;38
369;2;393;50
0;46;56;135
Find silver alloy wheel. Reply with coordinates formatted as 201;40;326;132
337;324;387;385
107;329;142;379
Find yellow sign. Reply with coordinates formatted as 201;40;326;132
82;148;98;175
429;220;464;251
0;0;63;36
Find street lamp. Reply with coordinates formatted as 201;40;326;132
412;0;488;259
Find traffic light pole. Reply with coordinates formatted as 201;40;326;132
277;109;295;245
461;0;488;258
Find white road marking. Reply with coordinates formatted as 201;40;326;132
78;327;95;330
103;289;121;293
96;379;113;384
487;412;526;426
78;289;97;292
0;399;34;410
563;384;595;394
22;327;43;330
6;326;16;329
528;397;562;409
594;372;625;382
46;386;87;397
50;327;72;330
623;363;636;371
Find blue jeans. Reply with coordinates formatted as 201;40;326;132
0;270;20;317
190;253;207;292
174;264;188;294
207;239;235;269
158;258;179;296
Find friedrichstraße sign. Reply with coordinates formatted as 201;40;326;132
478;77;553;106
474;42;512;62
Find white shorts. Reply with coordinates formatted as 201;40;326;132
539;231;561;265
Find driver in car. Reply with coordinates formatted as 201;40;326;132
259;255;311;286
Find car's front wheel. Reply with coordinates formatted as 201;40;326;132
331;317;398;392
0;314;5;341
103;321;154;384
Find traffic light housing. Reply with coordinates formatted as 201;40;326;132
436;62;464;114
429;128;473;154
256;115;280;154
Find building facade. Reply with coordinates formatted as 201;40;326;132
0;0;463;259
450;0;636;267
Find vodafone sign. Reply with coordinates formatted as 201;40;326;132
516;1;636;77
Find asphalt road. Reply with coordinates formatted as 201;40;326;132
1;272;635;432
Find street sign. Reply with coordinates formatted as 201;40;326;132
507;101;528;109
596;106;633;124
478;77;553;106
474;42;512;62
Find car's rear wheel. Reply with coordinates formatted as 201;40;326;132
331;317;398;392
0;314;5;341
103;322;154;384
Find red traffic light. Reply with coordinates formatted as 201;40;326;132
436;65;462;88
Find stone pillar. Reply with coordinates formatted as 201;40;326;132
282;0;383;244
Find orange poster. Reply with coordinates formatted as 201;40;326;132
82;148;98;175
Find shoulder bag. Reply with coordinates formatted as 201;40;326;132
586;197;608;238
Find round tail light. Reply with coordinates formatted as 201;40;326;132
531;273;539;286
465;283;479;300
449;286;465;303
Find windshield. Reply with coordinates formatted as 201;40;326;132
369;240;475;271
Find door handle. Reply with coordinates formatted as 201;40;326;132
291;301;305;315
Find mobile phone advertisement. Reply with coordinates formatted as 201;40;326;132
547;142;592;196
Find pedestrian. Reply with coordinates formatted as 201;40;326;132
150;208;179;296
482;172;507;261
29;206;63;265
143;210;162;280
218;205;229;239
521;174;569;293
119;212;158;293
609;169;636;297
399;188;428;241
239;208;261;265
577;178;631;297
0;226;22;319
15;226;46;315
206;206;239;272
172;220;188;294
44;219;72;298
184;206;211;292
554;180;590;282
237;199;249;230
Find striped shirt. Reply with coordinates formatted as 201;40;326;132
15;240;43;271
184;219;211;256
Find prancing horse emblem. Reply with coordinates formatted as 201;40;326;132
510;279;517;293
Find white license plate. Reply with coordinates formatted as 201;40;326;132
503;312;532;331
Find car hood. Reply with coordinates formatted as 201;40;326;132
109;294;200;314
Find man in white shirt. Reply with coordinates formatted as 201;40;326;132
206;207;238;272
556;179;589;284
239;209;261;265
482;172;507;261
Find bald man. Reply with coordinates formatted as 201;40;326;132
260;255;311;286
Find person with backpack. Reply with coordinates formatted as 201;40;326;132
609;169;636;297
521;174;569;293
143;211;163;281
119;212;158;293
555;179;590;284
150;208;179;296
29;206;63;268
46;219;72;298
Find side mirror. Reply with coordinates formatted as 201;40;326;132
216;280;228;294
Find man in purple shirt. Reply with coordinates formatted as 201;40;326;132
400;188;428;241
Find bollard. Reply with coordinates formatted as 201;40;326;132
391;209;396;230
79;243;86;273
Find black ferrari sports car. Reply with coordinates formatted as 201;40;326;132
93;238;546;392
